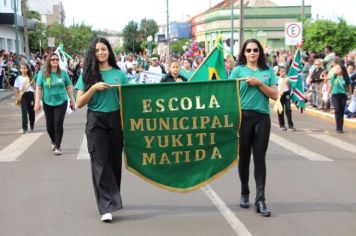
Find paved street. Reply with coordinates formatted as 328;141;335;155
0;95;356;236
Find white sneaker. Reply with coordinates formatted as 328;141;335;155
54;148;62;155
101;213;112;222
51;143;55;151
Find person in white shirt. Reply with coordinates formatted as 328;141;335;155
147;57;164;74
14;63;35;133
277;66;295;131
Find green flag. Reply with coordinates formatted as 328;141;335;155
287;47;305;111
189;39;228;81
119;80;241;192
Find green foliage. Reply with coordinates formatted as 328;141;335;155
113;47;124;55
140;18;159;40
303;18;356;56
27;10;41;21
123;21;140;53
28;22;47;52
170;39;190;56
123;18;159;53
67;24;93;54
28;18;93;55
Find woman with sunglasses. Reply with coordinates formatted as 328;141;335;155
229;38;278;217
34;53;75;155
75;37;128;222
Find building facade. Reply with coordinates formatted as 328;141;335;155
191;0;311;54
27;0;65;25
0;0;35;53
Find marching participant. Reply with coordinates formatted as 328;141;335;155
229;38;278;217
75;37;128;222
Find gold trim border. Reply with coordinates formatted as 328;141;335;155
121;80;241;193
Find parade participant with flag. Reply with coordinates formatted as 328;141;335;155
75;37;128;223
287;46;305;111
229;38;278;217
34;53;75;155
189;36;227;81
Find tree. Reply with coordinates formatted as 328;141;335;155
170;39;189;56
123;21;140;53
67;24;93;54
140;18;159;40
303;18;356;56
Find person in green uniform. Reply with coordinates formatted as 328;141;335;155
179;59;194;80
34;53;75;155
75;37;128;223
229;38;278;217
327;62;352;133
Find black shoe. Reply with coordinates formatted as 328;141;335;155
240;195;250;208
255;201;271;217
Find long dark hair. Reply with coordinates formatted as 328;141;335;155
43;53;61;78
83;37;119;91
20;62;33;81
334;61;350;87
237;38;269;70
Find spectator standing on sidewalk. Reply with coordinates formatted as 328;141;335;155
327;62;352;133
310;59;324;109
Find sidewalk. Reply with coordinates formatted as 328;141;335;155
292;105;356;129
0;89;15;102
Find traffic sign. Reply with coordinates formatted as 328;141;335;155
285;22;302;46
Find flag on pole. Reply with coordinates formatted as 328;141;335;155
189;36;227;81
287;47;305;112
54;44;74;71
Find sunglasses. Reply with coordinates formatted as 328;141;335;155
50;58;59;61
245;48;259;53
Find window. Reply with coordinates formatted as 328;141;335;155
0;38;5;50
7;39;13;52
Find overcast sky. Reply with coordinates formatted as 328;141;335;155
61;0;356;31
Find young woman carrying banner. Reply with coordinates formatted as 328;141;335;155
34;53;75;155
229;38;278;217
75;37;128;222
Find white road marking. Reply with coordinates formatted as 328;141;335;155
16;111;44;134
76;135;90;160
0;132;44;162
203;185;253;236
308;134;356;156
270;133;334;161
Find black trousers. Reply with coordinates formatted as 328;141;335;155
239;110;271;202
86;110;123;215
331;94;347;131
278;91;294;128
43;101;67;148
20;91;35;131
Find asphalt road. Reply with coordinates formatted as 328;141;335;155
1;97;355;236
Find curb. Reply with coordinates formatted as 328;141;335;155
0;91;14;102
292;105;356;129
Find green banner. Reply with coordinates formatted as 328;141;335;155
119;80;241;192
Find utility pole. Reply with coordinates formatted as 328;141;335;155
239;0;244;51
166;0;170;56
230;0;234;55
22;0;30;59
13;0;20;66
301;0;305;20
